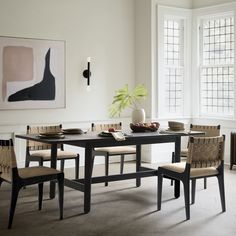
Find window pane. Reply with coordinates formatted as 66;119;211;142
164;67;184;113
202;16;234;65
200;66;234;116
164;18;184;114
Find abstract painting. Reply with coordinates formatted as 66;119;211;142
0;36;65;109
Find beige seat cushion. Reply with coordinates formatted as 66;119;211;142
94;146;136;155
160;162;219;178
18;166;61;179
30;150;78;160
180;148;188;157
1;167;61;182
0;172;11;182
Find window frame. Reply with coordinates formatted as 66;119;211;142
157;6;192;119
192;4;236;120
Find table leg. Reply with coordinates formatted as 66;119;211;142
136;144;141;187
50;144;58;199
84;144;93;213
174;136;181;198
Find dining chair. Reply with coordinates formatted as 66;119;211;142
158;135;225;220
0;139;64;229
25;124;80;179
91;122;136;186
171;124;221;189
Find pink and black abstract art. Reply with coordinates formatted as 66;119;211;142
0;36;65;109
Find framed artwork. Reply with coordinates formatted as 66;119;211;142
0;36;65;109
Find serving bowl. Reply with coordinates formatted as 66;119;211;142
168;121;184;131
130;122;160;132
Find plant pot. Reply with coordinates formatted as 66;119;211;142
132;108;146;124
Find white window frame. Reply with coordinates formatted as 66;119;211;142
157;6;192;119
192;3;236;120
200;13;234;118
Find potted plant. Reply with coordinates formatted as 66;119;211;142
109;84;148;123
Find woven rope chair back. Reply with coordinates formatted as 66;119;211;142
190;124;220;137
0;139;17;181
27;125;62;151
91;123;122;132
187;136;225;168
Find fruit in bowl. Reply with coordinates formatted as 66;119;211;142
130;122;160;132
108;128;115;132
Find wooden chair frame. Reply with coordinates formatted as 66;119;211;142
25;124;80;179
91;122;136;186
158;135;226;220
171;124;221;189
0;139;64;229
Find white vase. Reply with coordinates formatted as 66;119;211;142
132;108;146;124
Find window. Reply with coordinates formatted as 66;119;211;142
158;6;191;118
164;19;184;114
199;15;234;117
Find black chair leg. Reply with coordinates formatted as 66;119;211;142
191;179;196;204
120;155;124;174
8;185;20;229
60;160;65;172
91;155;95;176
204;177;207;189
38;183;44;210
217;174;226;212
75;156;80;179
105;154;109;186
183;180;190;220
25;157;30;168
57;174;64;220
0;178;3;187
23;159;31;190
157;173;163;211
170;152;175;186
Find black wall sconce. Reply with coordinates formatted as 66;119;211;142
83;57;91;89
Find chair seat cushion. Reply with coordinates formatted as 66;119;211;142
0;166;61;182
18;166;61;179
0;172;11;182
180;149;188;157
30;150;78;160
94;146;136;155
160;162;219;178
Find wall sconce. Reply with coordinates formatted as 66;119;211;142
83;57;91;91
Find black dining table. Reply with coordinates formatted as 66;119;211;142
16;130;203;214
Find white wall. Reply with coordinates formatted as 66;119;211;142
135;0;152;117
0;0;135;125
0;0;135;166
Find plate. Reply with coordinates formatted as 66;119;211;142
38;133;65;139
167;128;185;131
62;128;84;134
98;131;118;137
39;131;63;136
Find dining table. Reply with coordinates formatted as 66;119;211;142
16;129;204;214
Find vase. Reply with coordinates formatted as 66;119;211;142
132;108;146;124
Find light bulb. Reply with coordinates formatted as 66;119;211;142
86;85;91;92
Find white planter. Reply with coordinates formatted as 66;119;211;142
132;108;146;124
